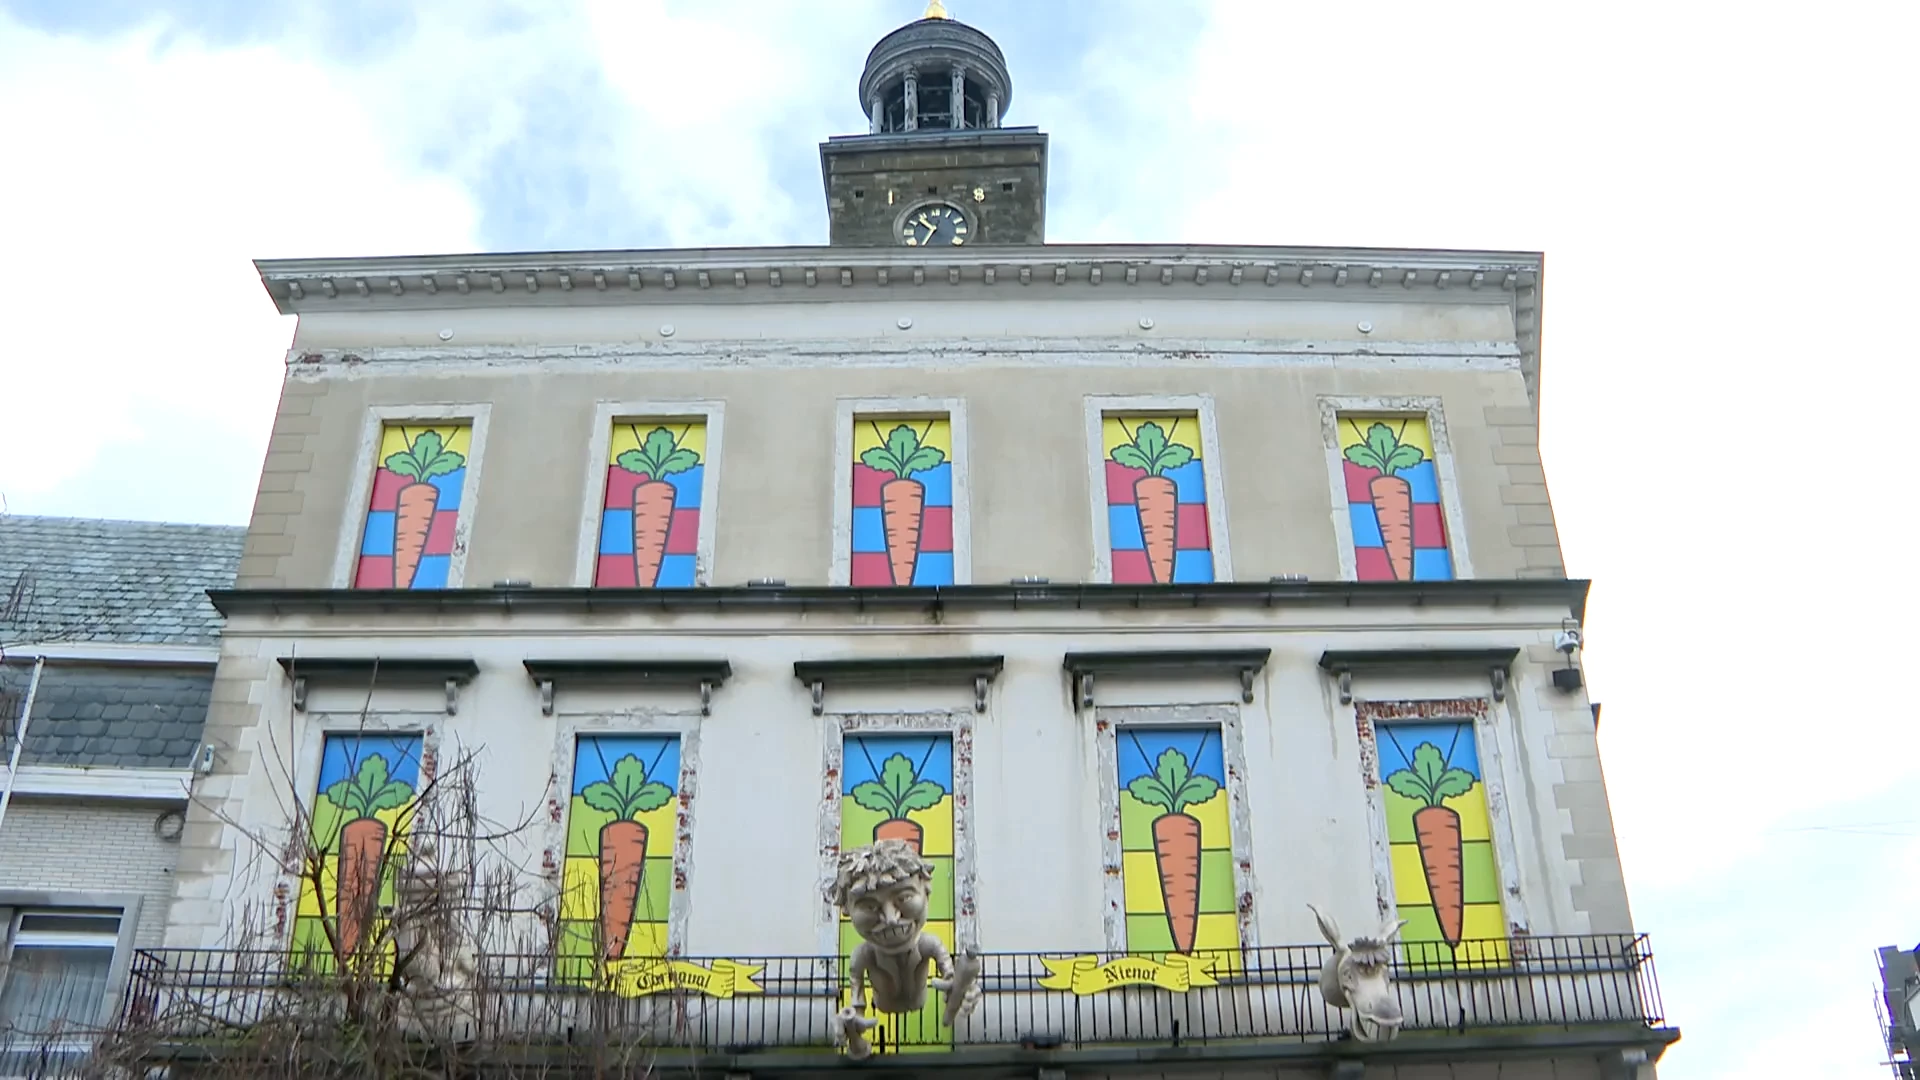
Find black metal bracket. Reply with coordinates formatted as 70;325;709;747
522;659;733;717
275;657;479;715
791;655;1004;716
1316;648;1520;706
1061;648;1271;711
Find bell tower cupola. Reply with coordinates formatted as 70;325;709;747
821;3;1048;247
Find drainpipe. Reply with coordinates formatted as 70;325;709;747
0;656;46;836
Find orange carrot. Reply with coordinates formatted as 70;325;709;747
392;482;438;589
873;816;924;853
1413;804;1464;947
1134;475;1179;584
337;817;387;955
598;819;650;960
1152;812;1202;953
1369;474;1414;581
880;477;926;586
630;480;677;588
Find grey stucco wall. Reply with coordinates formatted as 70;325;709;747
233;294;1563;591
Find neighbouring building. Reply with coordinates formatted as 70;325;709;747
1880;944;1918;1077
144;4;1677;1078
0;515;242;1068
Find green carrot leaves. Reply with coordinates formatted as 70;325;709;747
1384;742;1476;808
323;754;415;822
859;423;946;480
384;430;466;481
581;755;675;821
849;752;945;818
617;426;701;480
1127;748;1220;816
1111;421;1195;477
1343;422;1427;478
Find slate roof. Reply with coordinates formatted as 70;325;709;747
0;663;213;769
0;515;244;648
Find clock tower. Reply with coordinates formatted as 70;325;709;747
820;2;1048;247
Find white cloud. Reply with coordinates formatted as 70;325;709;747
0;11;478;523
1170;3;1919;1076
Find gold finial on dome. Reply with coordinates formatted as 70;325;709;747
923;0;950;18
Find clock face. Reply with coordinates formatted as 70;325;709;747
901;203;969;247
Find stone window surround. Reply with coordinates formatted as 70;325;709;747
0;889;145;1032
544;709;705;957
571;400;727;588
815;711;977;957
1352;696;1530;936
1081;394;1235;584
1317;395;1475;581
278;713;445;949
328;403;494;590
829;397;974;587
1093;703;1260;952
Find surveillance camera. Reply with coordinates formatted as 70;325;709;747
1554;629;1582;654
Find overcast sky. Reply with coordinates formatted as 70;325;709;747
2;1;1915;1074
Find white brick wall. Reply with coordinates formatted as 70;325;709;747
0;796;181;947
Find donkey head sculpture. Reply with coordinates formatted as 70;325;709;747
1308;903;1407;1042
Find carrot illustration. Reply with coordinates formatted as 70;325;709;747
1384;742;1475;947
321;754;414;955
615;425;701;587
1126;747;1220;954
858;422;946;586
580;754;675;960
849;752;944;854
382;429;465;589
1343;422;1428;581
1110;420;1196;584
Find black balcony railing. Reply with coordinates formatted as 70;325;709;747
110;934;1662;1061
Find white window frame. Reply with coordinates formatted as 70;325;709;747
1317;396;1474;581
830;398;973;586
1093;703;1261;952
1353;696;1529;938
815;712;977;956
544;710;705;957
0;892;142;1045
1082;394;1234;584
330;404;494;589
571;401;727;588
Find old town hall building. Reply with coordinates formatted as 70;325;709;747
108;4;1675;1078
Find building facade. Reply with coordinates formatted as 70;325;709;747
148;6;1675;1078
0;515;241;1066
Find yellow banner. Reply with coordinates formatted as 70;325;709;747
1037;953;1220;995
606;957;764;999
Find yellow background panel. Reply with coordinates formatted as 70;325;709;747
1460;902;1507;942
1442;790;1491;841
608;419;707;466
1389;844;1431;906
1102;414;1201;459
1338;414;1433;458
1121;851;1165;914
378;423;471;460
1192;912;1240;953
637;803;675;859
1187;789;1231;849
559;857;599;922
906;796;954;858
621;921;668;959
853;416;951;456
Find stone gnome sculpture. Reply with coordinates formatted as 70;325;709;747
824;839;982;1059
1308;903;1407;1042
